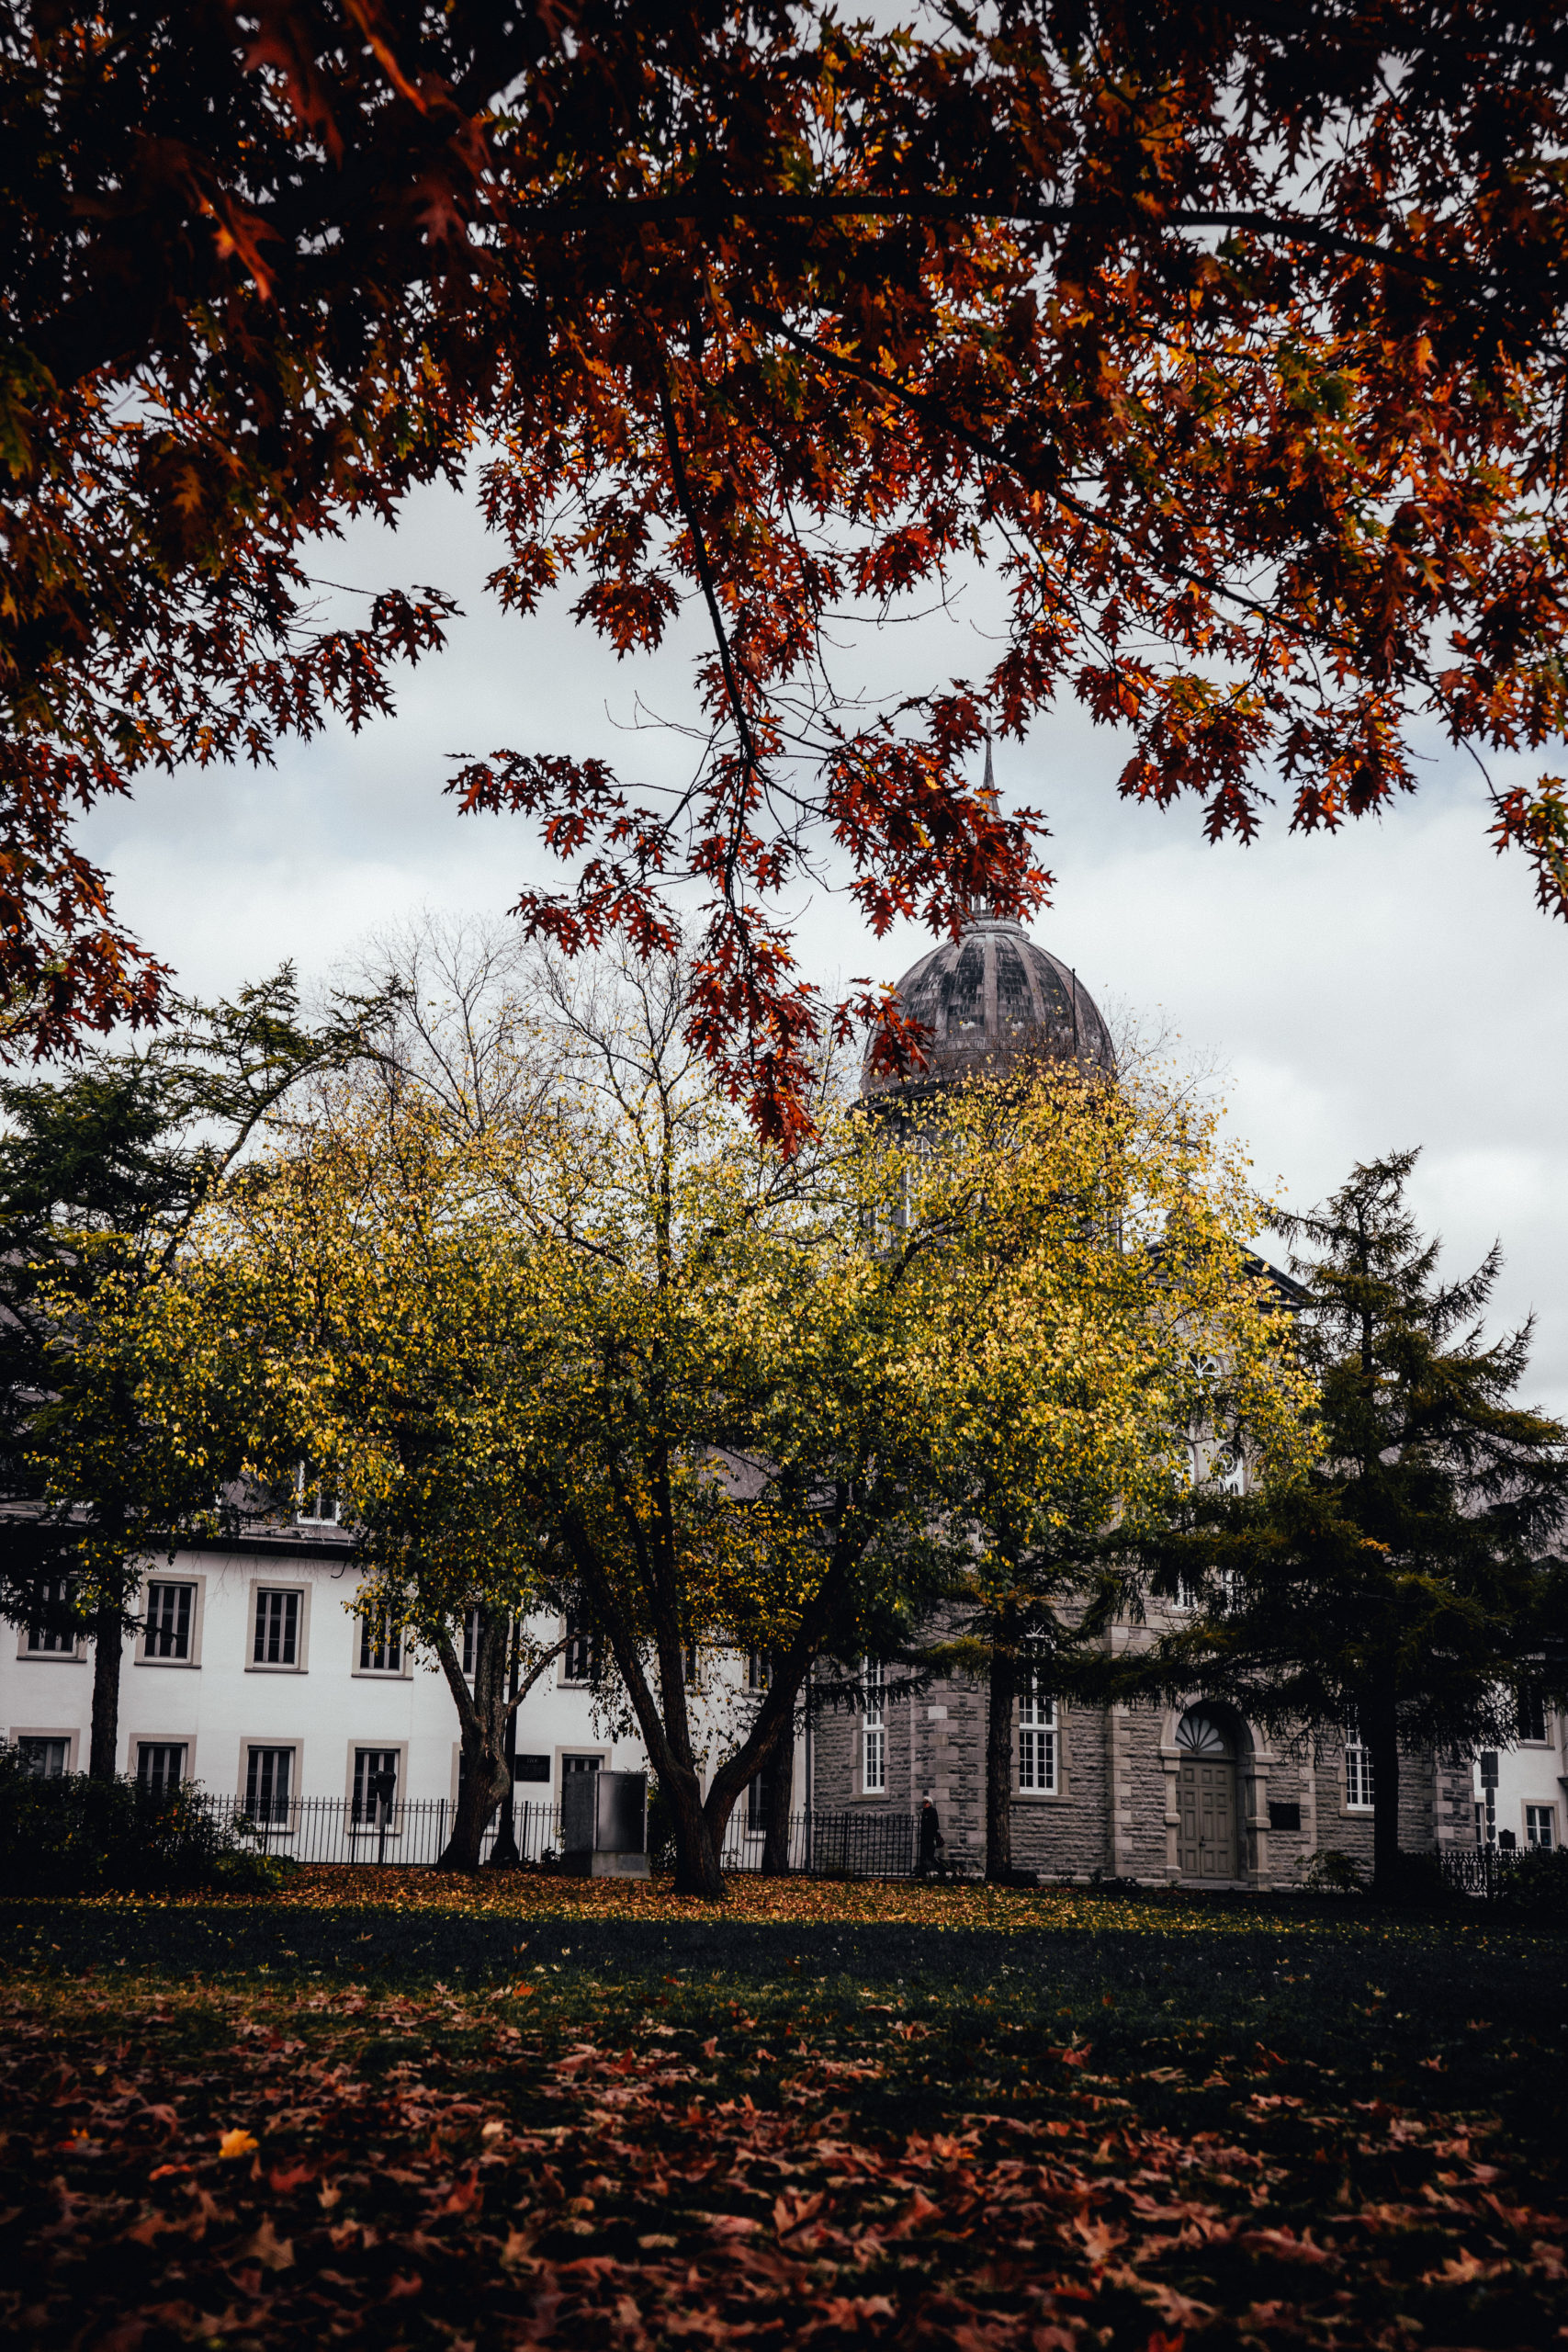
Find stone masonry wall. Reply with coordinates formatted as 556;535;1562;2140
810;1663;1448;1888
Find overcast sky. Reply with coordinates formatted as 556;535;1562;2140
79;476;1568;1419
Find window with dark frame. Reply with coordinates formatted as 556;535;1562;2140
243;1745;293;1823
352;1747;400;1826
136;1743;186;1798
747;1761;785;1831
357;1611;402;1673
253;1589;300;1667
143;1581;194;1660
17;1736;68;1778
1517;1690;1549;1744
24;1576;77;1655
562;1606;599;1685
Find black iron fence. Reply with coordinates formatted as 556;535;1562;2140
1439;1843;1522;1899
717;1809;922;1878
193;1794;563;1869
187;1794;926;1878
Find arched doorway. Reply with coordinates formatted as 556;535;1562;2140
1176;1708;1237;1881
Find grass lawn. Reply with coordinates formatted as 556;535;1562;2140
1;1878;1563;2349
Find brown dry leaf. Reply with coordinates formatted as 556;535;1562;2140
234;2214;294;2272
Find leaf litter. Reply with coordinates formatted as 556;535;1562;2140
0;1967;1562;2350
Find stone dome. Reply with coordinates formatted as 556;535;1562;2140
861;914;1115;1097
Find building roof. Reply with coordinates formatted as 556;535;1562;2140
861;914;1116;1097
862;741;1115;1097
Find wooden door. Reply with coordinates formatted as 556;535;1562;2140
1179;1758;1235;1879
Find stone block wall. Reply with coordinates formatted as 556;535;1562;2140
809;1663;1450;1889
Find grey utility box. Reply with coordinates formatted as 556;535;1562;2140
560;1770;649;1878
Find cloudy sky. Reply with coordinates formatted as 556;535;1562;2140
79;475;1568;1419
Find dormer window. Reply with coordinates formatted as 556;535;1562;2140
296;1464;339;1525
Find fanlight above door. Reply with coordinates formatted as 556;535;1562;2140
1176;1709;1233;1759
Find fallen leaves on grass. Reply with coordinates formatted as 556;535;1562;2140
13;1865;1526;1943
0;1980;1562;2350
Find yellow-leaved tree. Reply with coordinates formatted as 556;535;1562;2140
889;1060;1315;1881
76;941;1312;1898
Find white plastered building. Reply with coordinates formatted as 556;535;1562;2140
2;1519;645;1825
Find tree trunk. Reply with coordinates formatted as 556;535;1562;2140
669;1761;726;1897
1365;1694;1403;1898
985;1612;1018;1883
561;1521;831;1902
435;1608;511;1871
88;1597;124;1781
487;1621;523;1869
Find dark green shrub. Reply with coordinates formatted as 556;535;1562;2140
1299;1849;1365;1894
1383;1850;1459;1908
0;1748;286;1895
1495;1843;1568;1918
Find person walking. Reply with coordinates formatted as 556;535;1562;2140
918;1796;944;1877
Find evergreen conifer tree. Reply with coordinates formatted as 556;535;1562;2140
1121;1152;1568;1894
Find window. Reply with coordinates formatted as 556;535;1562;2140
352;1748;400;1826
1345;1733;1374;1811
862;1659;886;1794
748;1650;771;1691
295;1464;339;1524
1517;1690;1549;1745
136;1743;186;1798
17;1736;69;1778
562;1753;602;1777
357;1610;402;1674
1018;1678;1058;1793
243;1746;294;1824
746;1755;788;1832
682;1639;701;1688
23;1576;78;1656
1525;1804;1556;1850
461;1607;482;1679
253;1588;301;1668
143;1581;194;1661
561;1607;598;1685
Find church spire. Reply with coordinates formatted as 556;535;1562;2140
967;734;1011;929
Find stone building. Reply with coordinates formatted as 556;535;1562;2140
807;894;1514;1888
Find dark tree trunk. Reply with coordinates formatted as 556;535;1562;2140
88;1597;124;1781
1365;1693;1403;1897
985;1611;1018;1883
435;1607;512;1872
487;1621;523;1868
670;1760;726;1896
563;1519;830;1904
